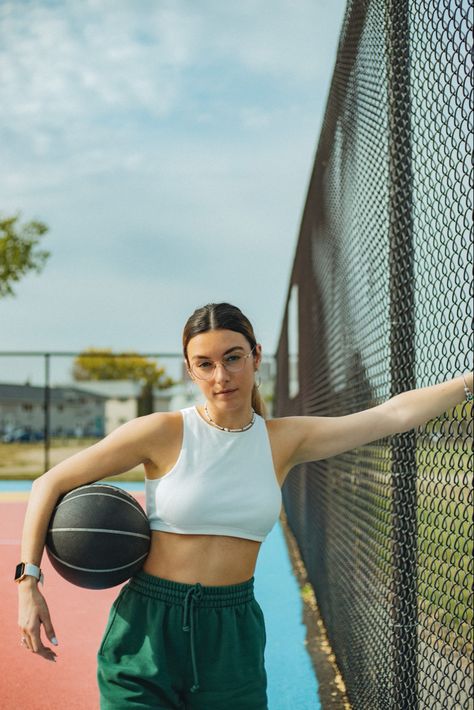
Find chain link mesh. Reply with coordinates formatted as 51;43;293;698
275;1;473;708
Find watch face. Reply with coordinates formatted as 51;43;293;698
15;562;25;580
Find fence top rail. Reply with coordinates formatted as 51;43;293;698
0;351;185;358
0;351;278;359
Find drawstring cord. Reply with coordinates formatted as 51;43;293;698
182;583;203;693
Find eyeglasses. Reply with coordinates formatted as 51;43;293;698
189;347;256;381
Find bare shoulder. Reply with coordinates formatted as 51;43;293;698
132;410;183;451
265;416;297;439
136;410;183;434
137;410;184;477
101;410;184;463
265;416;303;453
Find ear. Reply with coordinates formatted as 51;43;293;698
254;343;262;369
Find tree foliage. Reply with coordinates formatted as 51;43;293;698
72;348;175;389
0;213;50;298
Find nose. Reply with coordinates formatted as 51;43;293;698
213;361;230;383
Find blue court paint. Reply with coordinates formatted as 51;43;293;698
0;480;146;492
0;479;34;491
255;521;321;709
1;479;320;708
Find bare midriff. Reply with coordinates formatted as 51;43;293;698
141;530;262;586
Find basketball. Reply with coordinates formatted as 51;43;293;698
45;483;151;589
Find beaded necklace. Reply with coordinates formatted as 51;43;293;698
203;403;256;432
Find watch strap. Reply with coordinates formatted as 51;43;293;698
15;562;44;585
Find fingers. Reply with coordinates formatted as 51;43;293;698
41;614;58;650
38;609;59;660
20;635;58;661
20;623;58;661
20;635;31;651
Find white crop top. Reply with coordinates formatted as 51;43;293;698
145;406;282;542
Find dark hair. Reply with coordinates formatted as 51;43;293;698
183;302;266;418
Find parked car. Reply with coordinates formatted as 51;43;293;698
2;428;44;443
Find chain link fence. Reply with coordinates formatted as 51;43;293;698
275;0;472;708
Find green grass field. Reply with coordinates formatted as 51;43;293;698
0;439;144;481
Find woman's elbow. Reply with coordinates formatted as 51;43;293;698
386;394;416;435
32;461;75;498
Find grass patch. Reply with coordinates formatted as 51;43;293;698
0;439;144;481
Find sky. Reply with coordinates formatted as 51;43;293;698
0;0;347;382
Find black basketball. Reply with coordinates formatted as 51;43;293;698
46;483;151;589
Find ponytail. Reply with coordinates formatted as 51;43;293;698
252;383;267;419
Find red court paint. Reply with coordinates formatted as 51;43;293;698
1;495;145;710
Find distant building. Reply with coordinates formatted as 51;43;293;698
0;382;106;438
71;380;176;434
0;380;177;438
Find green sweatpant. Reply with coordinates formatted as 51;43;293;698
97;570;268;709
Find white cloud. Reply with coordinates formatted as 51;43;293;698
0;0;347;355
0;0;196;144
0;0;341;142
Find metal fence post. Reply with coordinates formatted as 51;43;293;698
44;353;50;473
387;0;418;707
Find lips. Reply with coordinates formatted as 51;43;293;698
215;389;237;395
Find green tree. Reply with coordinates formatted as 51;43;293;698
72;349;175;415
0;213;50;298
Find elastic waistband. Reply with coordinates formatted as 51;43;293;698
127;570;255;607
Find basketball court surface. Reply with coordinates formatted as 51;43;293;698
1;484;320;709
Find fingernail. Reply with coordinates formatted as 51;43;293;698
51;637;58;645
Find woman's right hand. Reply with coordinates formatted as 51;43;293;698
17;578;58;662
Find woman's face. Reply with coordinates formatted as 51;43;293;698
186;329;261;411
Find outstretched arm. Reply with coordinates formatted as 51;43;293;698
282;372;473;466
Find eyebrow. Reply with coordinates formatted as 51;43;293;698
191;346;245;361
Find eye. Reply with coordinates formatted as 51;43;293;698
224;354;241;363
198;361;213;369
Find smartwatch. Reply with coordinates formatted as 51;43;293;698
14;562;44;586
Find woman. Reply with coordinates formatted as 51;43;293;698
17;302;473;709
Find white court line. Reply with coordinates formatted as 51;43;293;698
47;548;149;572
48;527;149;539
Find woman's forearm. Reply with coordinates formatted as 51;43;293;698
20;476;61;568
394;372;473;432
